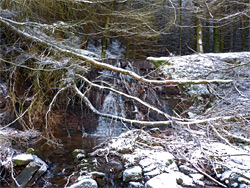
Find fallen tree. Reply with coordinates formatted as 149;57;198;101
0;14;237;130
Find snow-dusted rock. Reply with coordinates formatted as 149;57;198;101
123;166;143;182
174;171;195;187
129;181;144;188
68;178;98;188
179;165;198;175
145;173;178;188
72;149;87;160
144;168;161;178
205;142;250;187
13;154;48;187
190;173;205;186
13;154;34;166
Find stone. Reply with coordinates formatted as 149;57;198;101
12;153;47;185
144;168;161;178
174;172;195;187
129;181;144;188
145;173;178;188
12;154;34;166
76;153;86;160
15;162;40;187
68;178;98;188
123;166;142;182
14;154;48;187
139;158;152;168
89;171;105;178
108;159;124;173
26;148;40;156
179;165;198;175
190;174;205;187
72;149;87;159
143;163;157;173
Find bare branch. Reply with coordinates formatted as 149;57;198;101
0;16;233;86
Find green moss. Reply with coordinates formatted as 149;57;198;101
151;60;171;68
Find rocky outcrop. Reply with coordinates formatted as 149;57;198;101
12;153;48;187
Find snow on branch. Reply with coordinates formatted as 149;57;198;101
0;16;233;86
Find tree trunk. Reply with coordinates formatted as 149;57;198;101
125;40;131;60
179;0;182;55
213;24;220;53
196;17;204;53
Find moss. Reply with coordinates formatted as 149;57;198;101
151;60;171;68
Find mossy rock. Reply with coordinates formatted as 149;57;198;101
26;148;40;156
13;154;34;166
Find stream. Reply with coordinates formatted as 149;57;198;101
12;131;104;187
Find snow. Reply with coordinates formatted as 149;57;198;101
123;166;142;182
13;154;33;163
67;178;98;188
145;173;178;188
198;38;202;45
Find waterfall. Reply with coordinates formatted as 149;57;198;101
95;91;126;137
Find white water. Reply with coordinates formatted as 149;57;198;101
95;91;126;137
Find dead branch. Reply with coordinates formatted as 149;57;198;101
0;16;233;86
75;74;176;120
190;163;227;188
73;84;173;126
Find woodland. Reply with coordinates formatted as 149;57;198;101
0;0;250;187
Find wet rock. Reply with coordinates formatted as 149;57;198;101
89;171;105;187
108;159;124;173
72;149;87;160
68;178;98;188
129;181;144;188
13;153;33;166
14;155;48;187
123;166;142;182
15;161;40;187
145;173;178;188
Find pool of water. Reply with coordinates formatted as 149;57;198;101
13;131;104;187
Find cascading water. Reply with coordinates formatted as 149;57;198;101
95;91;126;137
94;60;127;137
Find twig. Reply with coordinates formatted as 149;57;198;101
190;162;227;188
64;172;76;188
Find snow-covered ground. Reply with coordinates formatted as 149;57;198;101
76;52;250;188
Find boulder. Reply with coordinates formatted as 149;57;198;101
145;173;178;188
14;155;48;187
16;162;40;187
68;178;98;188
123;166;143;182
